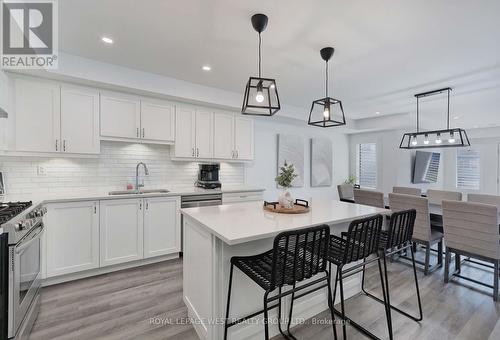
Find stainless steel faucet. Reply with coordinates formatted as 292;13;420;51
136;162;149;190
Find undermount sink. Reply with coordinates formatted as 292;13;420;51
108;189;170;195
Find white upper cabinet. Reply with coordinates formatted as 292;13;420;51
141;99;175;143
234;116;254;160
100;91;141;139
195;109;214;158
60;85;100;154
213;112;234;159
174;105;196;157
14;78;60;153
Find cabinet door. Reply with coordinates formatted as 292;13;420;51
143;196;180;258
234;116;254;160
213;112;234;159
100;199;144;267
100;92;141;139
44;201;99;277
60;85;100;154
141;99;175;142
14;78;60;152
174;105;196;158
195;109;214;158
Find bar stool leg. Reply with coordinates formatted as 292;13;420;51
455;253;461;273
286;284;298;340
224;263;235;340
410;247;423;321
379;257;393;340
326;269;338;340
278;287;287;338
494;261;499;302
444;248;451;283
338;266;347;340
263;291;270;340
424;244;431;275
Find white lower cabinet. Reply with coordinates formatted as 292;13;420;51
144;196;181;258
44;201;100;277
99;198;144;267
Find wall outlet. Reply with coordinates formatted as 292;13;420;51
37;165;47;176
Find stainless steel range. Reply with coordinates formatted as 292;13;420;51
0;201;46;339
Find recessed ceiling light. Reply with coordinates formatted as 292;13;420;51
101;36;113;44
202;65;211;71
375;111;380;115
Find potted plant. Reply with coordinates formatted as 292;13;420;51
275;162;298;209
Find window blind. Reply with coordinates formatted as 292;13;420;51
456;149;480;190
358;143;377;189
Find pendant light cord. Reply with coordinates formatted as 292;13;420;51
447;88;450;129
325;60;329;98
258;33;262;78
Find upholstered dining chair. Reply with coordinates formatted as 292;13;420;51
393;186;421;196
442;200;500;301
467;193;500;209
389;193;443;275
354;188;385;208
427;189;462;205
337;184;355;203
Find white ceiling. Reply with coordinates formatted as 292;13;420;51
59;0;500;126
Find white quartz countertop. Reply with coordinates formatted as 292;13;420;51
0;185;264;205
181;200;390;245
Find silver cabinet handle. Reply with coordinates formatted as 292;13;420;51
197;148;199;157
236;150;239;158
55;140;58;151
146;201;149;210
139;202;142;210
94;205;97;214
142;128;145;138
63;140;66;152
231;150;235;158
136;128;139;138
192;148;195;157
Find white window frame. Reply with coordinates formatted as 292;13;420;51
456;148;480;191
356;143;377;189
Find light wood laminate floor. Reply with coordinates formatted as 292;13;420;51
30;255;500;340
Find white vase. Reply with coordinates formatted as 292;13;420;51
278;189;294;209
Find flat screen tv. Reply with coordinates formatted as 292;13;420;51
412;151;440;184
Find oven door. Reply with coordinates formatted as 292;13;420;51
8;222;43;338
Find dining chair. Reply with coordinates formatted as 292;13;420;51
389;193;443;275
338;184;355;203
442;200;500;301
426;189;462;205
393;186;421;196
354;188;385;208
467;193;500;209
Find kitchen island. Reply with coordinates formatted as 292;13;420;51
181;200;389;340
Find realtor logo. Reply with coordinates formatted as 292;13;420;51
1;0;58;69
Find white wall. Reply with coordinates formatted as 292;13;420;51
349;127;500;196
247;118;349;201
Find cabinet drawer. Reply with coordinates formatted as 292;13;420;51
222;191;263;204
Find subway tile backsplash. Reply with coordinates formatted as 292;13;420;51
0;141;245;195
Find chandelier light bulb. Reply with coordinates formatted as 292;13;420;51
435;133;442;144
423;134;430;145
448;131;456;143
411;135;418;146
255;90;264;103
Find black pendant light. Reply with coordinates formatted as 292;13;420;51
399;87;470;149
308;47;346;127
241;14;280;116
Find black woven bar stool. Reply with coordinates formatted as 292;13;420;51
328;214;392;340
361;209;423;327
224;224;337;340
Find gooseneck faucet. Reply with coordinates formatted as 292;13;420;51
136;162;149;190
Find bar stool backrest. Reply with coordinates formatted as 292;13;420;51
442;200;500;260
353;188;385;208
427;189;462;205
389;193;431;242
386;209;416;249
342;214;383;264
393;186;421;196
467;193;500;210
271;224;330;290
338;184;354;200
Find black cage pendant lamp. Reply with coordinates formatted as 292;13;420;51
399;87;470;149
308;47;346;127
241;14;280;116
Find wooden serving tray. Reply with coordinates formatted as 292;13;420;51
263;200;310;214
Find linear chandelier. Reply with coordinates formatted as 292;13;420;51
308;47;346;127
399;87;470;149
241;13;280;116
